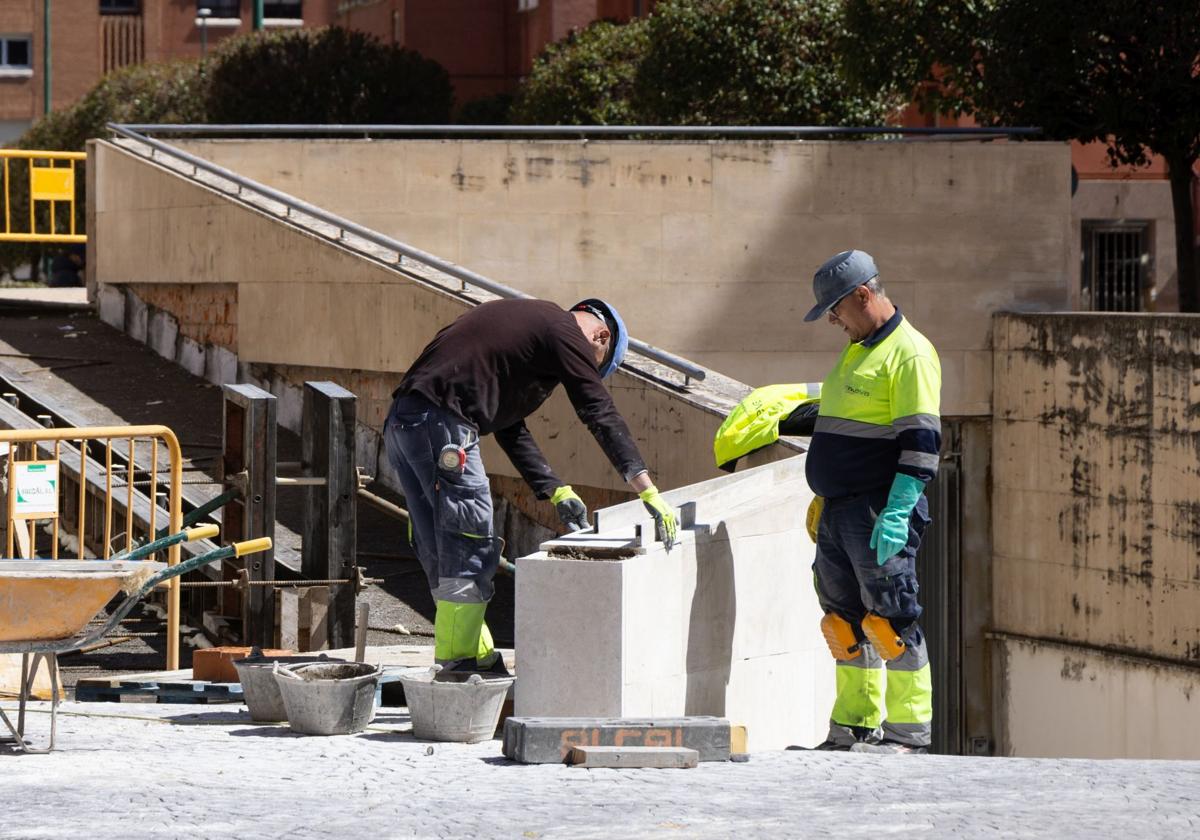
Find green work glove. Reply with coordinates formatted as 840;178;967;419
550;485;588;532
639;485;678;550
869;473;925;566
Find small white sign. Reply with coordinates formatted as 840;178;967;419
12;460;59;520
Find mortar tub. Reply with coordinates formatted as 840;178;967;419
274;661;381;735
399;668;516;744
0;560;163;643
233;652;345;722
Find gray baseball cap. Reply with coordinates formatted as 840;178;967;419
803;249;879;322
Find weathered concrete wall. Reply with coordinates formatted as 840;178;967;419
993;634;1200;759
1070;179;1177;310
92;140;797;511
992;312;1200;757
169;138;1074;417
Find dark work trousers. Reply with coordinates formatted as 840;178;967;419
813;488;933;747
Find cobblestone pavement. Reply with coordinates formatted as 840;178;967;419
3;701;1198;840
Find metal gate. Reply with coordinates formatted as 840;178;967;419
1081;220;1151;312
916;420;963;755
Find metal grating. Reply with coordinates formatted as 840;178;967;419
1081;221;1151;312
915;420;963;755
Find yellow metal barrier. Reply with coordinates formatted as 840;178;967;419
0;149;87;244
1;425;185;668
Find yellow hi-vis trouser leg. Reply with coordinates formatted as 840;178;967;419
433;601;498;667
881;633;933;746
828;642;885;745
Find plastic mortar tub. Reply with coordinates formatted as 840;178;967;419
274;661;380;735
398;668;515;744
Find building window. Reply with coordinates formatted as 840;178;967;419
100;0;141;14
197;0;240;18
0;36;31;70
1081;220;1152;312
264;0;302;19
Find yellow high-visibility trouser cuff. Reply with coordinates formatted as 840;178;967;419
830;662;886;730
433;600;496;665
885;662;933;724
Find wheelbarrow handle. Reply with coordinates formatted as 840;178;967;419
109;523;222;563
51;538;274;656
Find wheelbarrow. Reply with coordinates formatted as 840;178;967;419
0;525;272;754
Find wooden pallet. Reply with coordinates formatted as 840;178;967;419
74;670;244;704
74;667;415;706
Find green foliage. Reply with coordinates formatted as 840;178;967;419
19;59;206;152
513;0;901;126
511;19;649;125
204;27;452;124
457;93;514;125
633;0;902;125
843;0;1200;310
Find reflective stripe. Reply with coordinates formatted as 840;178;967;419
893;413;941;433
899;451;940;470
831;661;886;729
805;382;823;393
432;578;486;603
815;416;897;440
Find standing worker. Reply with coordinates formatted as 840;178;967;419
384;297;679;681
803;250;940;754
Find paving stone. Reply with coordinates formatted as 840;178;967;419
568;745;699;768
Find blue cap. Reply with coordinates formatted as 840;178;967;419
571;298;628;378
803;249;879;322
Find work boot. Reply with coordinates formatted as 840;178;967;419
432;655;512;683
849;740;929;755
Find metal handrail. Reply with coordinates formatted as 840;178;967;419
107;123;709;384
115;123;1043;139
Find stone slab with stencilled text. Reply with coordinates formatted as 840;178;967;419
502;716;731;764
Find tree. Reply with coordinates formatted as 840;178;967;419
633;0;902;126
205;27;452;124
844;0;1200;311
513;0;902;126
511;19;650;125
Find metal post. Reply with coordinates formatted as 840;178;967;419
198;8;211;57
253;0;264;30
222;384;277;649
42;0;50;115
301;382;357;649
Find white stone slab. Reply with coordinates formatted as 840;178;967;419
516;455;830;751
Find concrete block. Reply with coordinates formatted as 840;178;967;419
97;284;125;330
147;308;179;361
126;288;148;343
502;717;731;764
205;344;238;386
178;335;206;378
269;376;303;434
567;745;698;769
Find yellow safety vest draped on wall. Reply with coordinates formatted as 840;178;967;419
713;382;821;470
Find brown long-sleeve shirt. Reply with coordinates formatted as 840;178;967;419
394;299;647;498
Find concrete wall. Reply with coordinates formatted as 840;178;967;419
92;140;795;511
1070;179;1177;310
515;455;831;752
169;137;1074;417
992;634;1200;759
992;312;1200;757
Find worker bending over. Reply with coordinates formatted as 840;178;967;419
385;298;678;681
803;250;941;754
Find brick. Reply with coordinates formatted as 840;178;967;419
568;746;698;769
502;717;731;764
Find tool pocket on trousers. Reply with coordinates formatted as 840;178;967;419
864;570;922;625
435;475;495;579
